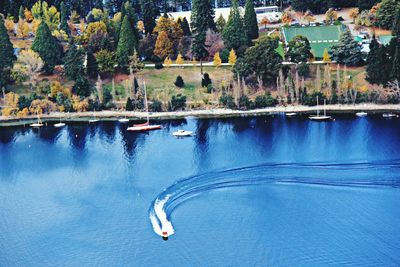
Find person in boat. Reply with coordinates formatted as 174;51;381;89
162;231;168;240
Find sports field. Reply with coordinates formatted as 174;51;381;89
282;24;346;58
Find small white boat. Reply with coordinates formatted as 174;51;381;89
285;112;297;117
89;119;100;123
356;112;368;117
54;116;66;127
30;113;44;127
54;122;66;128
383;113;398;118
118;118;130;123
173;130;194;137
309;97;332;121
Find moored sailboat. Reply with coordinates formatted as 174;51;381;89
309;97;332;121
30;112;44;127
127;81;162;131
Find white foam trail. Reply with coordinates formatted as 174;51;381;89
150;195;175;237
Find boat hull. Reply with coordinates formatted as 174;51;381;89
356;112;368;117
127;125;162;131
309;116;332;121
30;123;44;127
54;123;66;128
173;131;193;137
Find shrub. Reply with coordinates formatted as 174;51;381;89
169;94;186;111
155;62;164;69
150;99;163;112
126;97;134;111
219;94;236;109
201;73;212;88
239;95;253;110
174;75;185;87
297;63;310;78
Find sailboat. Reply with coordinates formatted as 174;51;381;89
309;96;332;121
30;112;44;127
118;116;130;123
127;81;162;131
54;114;66;127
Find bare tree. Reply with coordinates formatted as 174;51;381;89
18;49;44;90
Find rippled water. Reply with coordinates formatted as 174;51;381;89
1;114;400;266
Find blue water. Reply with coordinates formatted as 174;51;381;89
1;114;400;266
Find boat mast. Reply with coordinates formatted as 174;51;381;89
324;99;327;117
316;96;320;117
143;81;149;124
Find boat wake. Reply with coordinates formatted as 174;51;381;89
149;161;400;238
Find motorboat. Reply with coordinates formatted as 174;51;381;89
382;113;398;118
356;112;368;117
285;112;297;117
89;118;100;123
172;130;194;137
30;113;44;127
309;97;332;121
127;81;162;132
162;231;168;241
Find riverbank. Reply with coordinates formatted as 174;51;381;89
1;104;400;127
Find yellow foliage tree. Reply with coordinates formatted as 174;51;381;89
83;21;107;42
164;56;172;67
154;31;173;59
72;95;89;112
137;20;145;33
32;19;40;34
29;99;57;114
228;49;237;66
2;92;19;117
303;10;315;25
349;8;359;23
18;49;44;90
261;17;270;29
192;57;197;67
322;48;331;63
4;19;15;33
17;108;30;118
50;81;71;98
281;11;293;25
325;8;338;24
24;8;34;22
18;21;30;39
175;53;184;65
213;52;222;67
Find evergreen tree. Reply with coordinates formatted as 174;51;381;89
86;51;98;78
64;41;84;81
141;0;159;34
126;97;134;110
366;37;386;84
391;43;400;81
375;0;398;29
121;1;139;40
192;31;208;73
72;76;92;98
116;15;139;69
32;21;62;73
216;14;226;33
191;0;216;33
174;75;184;87
330;29;364;66
0;15;16;88
244;0;258;44
60;1;70;35
180;17;191;36
222;0;247;53
19;6;25;20
287;35;312;63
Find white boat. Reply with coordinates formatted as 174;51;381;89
309;97;332;121
118;118;130;123
356;112;368;117
173;130;194;137
285;112;297;117
30;113;44;127
54;116;66;127
127;81;162;132
89;119;100;123
383;113;398;118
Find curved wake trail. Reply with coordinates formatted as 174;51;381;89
149;161;400;238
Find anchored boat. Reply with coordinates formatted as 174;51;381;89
172;130;194;137
309;97;332;121
127;81;161;132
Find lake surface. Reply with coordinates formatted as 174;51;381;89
1;114;400;266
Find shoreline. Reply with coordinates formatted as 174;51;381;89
1;104;400;127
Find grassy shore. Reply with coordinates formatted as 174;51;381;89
1;103;400;127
